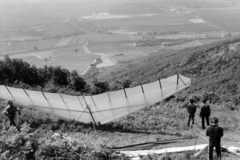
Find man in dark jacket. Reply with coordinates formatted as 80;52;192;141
200;99;211;129
206;117;223;160
186;98;197;127
3;100;21;131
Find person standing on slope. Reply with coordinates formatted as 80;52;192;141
206;117;223;160
200;98;211;129
186;98;197;128
3;100;21;132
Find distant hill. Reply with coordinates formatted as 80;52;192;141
85;38;240;107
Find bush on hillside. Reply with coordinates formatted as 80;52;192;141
0;128;127;160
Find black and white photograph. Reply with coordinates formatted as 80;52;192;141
0;0;240;159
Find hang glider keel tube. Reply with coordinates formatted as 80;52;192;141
0;74;191;124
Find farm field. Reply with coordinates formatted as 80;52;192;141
54;35;90;47
25;34;90;50
75;12;221;34
20;54;99;74
43;23;86;38
0;45;99;74
197;10;240;32
132;23;219;33
88;42;148;63
0;23;83;41
93;14;189;28
90;33;143;43
0;34;90;55
88;42;142;56
24;39;61;51
0;29;45;40
0;41;25;54
53;45;86;57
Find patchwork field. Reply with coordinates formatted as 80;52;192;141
0;23;87;41
75;11;223;34
0;34;92;55
1;0;240;76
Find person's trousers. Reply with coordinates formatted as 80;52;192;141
187;114;195;127
209;143;221;160
8;114;17;127
7;114;20;131
201;115;210;129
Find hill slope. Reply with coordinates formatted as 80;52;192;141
1;38;240;160
85;38;240;108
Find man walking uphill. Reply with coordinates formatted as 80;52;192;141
186;98;197;127
3;100;21;132
200;98;211;129
206;117;223;160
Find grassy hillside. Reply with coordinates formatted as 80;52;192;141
84;38;240;110
1;99;240;159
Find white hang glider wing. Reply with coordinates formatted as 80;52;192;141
0;74;191;124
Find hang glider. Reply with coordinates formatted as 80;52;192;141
0;74;191;124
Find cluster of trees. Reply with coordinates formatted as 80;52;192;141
163;39;192;46
0;56;132;95
0;56;86;93
136;39;191;47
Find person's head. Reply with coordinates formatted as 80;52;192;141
210;117;219;125
202;98;207;103
189;98;194;104
8;100;13;105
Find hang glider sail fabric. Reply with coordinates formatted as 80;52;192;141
0;74;191;124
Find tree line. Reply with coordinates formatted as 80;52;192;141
0;56;132;95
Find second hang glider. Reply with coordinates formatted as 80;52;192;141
0;74;191;124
